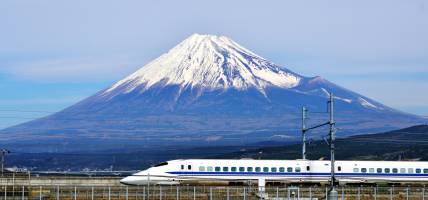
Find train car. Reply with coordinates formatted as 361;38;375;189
120;159;428;188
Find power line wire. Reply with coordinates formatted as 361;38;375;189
0;109;55;113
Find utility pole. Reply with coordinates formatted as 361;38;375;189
327;92;338;200
1;149;10;177
301;106;307;160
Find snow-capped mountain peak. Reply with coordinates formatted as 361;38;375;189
98;34;394;112
104;34;302;96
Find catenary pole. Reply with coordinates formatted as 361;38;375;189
328;92;338;200
302;107;307;160
1;149;10;176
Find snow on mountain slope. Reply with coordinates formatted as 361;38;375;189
103;34;302;97
99;34;388;111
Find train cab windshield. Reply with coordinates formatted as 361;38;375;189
154;162;168;167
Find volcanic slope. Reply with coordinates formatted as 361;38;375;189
1;34;423;151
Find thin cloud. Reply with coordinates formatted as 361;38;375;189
0;96;85;106
0;55;144;83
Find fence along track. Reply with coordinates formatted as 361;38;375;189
0;185;427;200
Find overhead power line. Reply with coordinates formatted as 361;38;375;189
0;109;55;113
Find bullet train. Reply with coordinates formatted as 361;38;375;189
120;159;428;187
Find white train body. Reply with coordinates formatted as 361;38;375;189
120;159;428;186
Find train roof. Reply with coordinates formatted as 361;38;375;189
168;159;428;163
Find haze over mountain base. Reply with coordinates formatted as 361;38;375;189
4;125;428;171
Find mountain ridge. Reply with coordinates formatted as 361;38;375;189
4;125;428;170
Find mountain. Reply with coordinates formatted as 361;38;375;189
5;125;428;171
213;124;428;161
0;34;424;152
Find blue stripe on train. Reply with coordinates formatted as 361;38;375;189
167;171;428;177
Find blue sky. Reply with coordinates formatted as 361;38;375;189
0;0;427;129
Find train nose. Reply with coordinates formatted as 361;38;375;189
120;176;142;185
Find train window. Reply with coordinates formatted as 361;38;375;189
239;167;245;172
188;165;192;170
295;167;301;172
215;167;221;172
199;166;205;172
392;168;398;173
408;168;414;174
377;168;382;173
154;162;168;167
369;168;375;173
223;167;229;172
255;167;261;172
279;167;285;172
400;168;406;173
181;165;184;170
263;167;269;172
287;167;293;172
231;167;237;172
306;166;310;171
247;167;253;172
361;168;367;173
416;169;422;173
424;169;428;173
353;168;359;173
271;167;277;172
338;166;342;172
207;166;213;172
385;168;390;173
